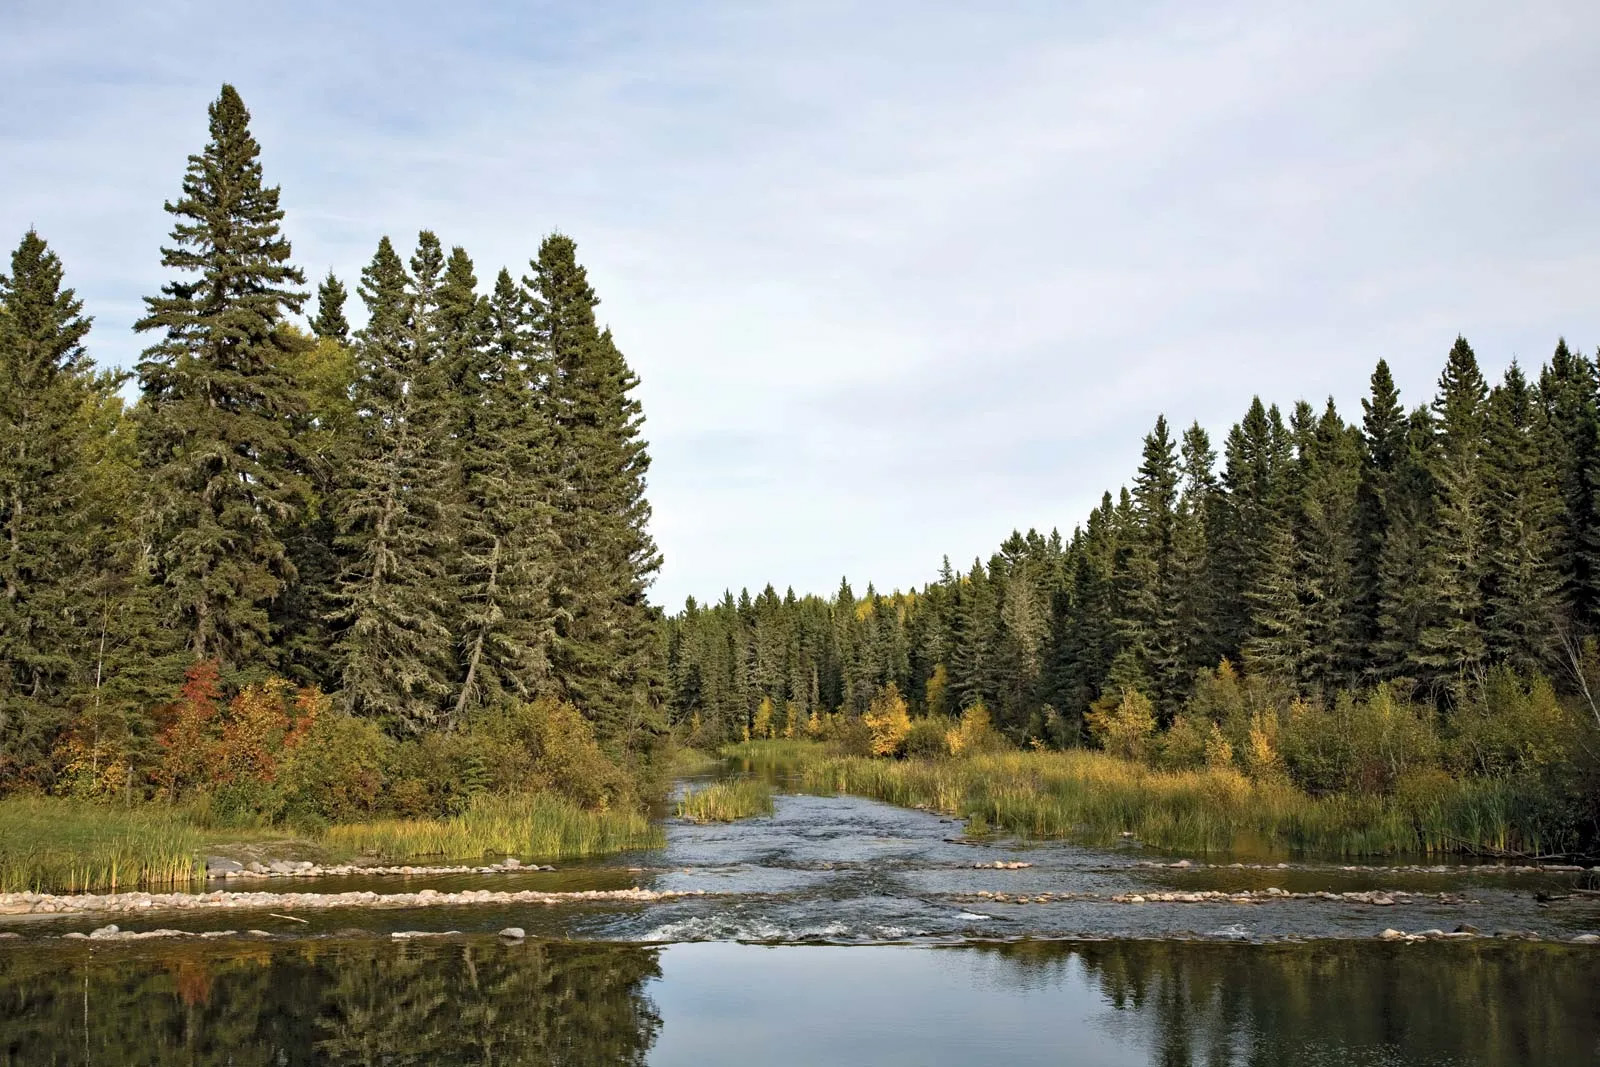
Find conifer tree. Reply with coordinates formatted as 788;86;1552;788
1122;416;1182;713
331;236;455;730
1217;398;1288;661
1415;338;1489;686
133;84;309;671
525;235;663;748
1375;408;1440;681
312;271;350;342
1298;400;1363;690
1482;363;1563;672
449;266;556;717
1355;360;1408;672
1242;514;1309;686
0;232;97;765
1173;423;1221;680
1538;339;1600;629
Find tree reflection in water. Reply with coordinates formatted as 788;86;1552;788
2;936;1597;1066
0;937;662;1066
970;938;1600;1067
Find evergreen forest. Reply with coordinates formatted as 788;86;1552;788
3;83;1598;852
0;86;661;820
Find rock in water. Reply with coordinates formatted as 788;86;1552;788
499;927;526;940
206;857;244;875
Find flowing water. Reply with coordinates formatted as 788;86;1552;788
3;765;1598;1065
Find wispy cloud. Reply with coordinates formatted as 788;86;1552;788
4;0;1599;605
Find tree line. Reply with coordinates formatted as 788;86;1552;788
0;84;662;795
665;336;1600;747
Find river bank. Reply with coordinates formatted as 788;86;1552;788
731;740;1589;858
0;792;662;895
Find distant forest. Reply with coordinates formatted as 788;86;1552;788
0;85;661;797
665;337;1600;747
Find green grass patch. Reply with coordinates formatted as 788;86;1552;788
730;740;1562;858
675;779;775;823
0;798;206;894
321;793;663;862
0;790;664;894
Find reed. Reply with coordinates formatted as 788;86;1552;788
675;779;775;822
764;743;1562;857
0;798;206;894
322;793;664;861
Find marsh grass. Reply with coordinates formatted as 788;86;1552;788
675;779;775;823
0;790;663;893
752;742;1561;857
322;793;663;861
0;798;205;893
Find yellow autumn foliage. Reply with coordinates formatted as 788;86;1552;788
863;683;912;757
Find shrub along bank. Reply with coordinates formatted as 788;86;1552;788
728;662;1599;858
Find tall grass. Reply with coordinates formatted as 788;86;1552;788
322;793;664;861
783;745;1559;857
0;798;205;894
676;780;775;822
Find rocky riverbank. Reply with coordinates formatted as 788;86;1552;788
204;855;559;878
0;885;703;918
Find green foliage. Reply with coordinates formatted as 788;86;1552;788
528;235;663;751
134;84;310;671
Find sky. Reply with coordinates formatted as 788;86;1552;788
5;1;1600;609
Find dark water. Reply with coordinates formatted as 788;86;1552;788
2;936;1597;1065
3;777;1599;1064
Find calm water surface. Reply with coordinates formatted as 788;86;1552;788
2;768;1597;1064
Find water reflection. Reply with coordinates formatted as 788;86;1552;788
0;937;1595;1066
0;938;661;1066
973;939;1600;1067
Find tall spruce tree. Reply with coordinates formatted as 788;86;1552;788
133;84;308;671
449;265;556;718
1298;400;1363;690
0;232;97;768
1415;337;1489;687
1123;416;1182;713
331;235;455;731
1375;408;1440;682
525;235;663;748
1538;339;1600;631
1482;363;1563;672
311;271;350;342
1355;360;1408;673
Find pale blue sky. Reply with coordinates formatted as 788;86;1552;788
5;1;1599;608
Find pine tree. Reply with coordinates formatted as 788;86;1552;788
1122;416;1182;714
525;234;663;748
0;232;97;767
1538;339;1600;630
133;84;309;671
311;271;350;342
449;264;556;718
1375;408;1440;681
1242;514;1309;686
1173;422;1221;681
1355;360;1408;672
1482;363;1563;672
331;236;455;731
1298;400;1363;690
1415;337;1489;686
1218;398;1290;662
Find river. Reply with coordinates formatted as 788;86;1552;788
1;763;1597;1065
